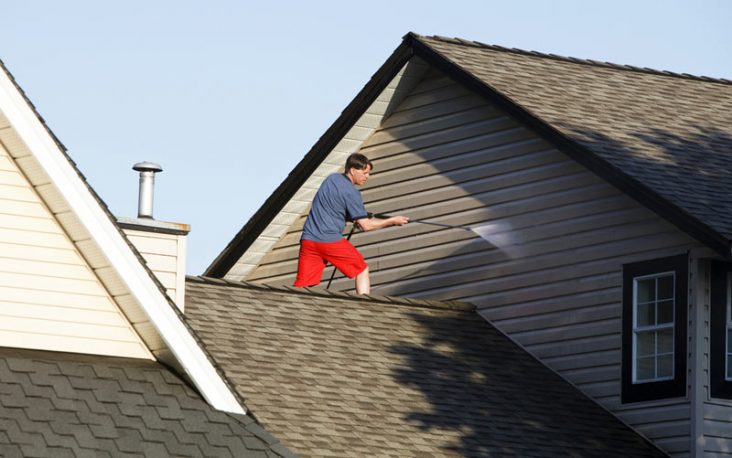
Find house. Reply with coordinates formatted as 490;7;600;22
206;33;732;457
0;58;293;457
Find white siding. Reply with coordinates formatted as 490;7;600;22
123;228;186;310
0;141;151;359
246;68;703;456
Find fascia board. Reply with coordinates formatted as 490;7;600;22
0;67;245;414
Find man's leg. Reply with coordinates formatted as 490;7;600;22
355;266;370;295
294;240;327;287
321;239;369;293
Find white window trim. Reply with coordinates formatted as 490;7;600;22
632;271;676;384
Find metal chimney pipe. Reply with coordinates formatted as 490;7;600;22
132;161;163;219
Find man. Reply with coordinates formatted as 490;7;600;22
294;153;409;294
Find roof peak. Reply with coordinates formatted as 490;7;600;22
412;33;732;85
186;276;476;312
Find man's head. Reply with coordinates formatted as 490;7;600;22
344;153;373;186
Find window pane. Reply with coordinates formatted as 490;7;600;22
727;328;732;354
728;354;732;380
636;356;655;381
657;275;674;300
637;303;655;327
657;354;674;378
637;279;656;303
658;329;674;354
657;300;674;324
637;332;655;356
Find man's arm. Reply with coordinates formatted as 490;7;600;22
355;214;409;232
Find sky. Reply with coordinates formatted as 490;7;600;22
2;1;731;274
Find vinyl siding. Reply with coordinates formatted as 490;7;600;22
123;228;186;310
0;140;151;359
704;401;732;456
247;68;702;456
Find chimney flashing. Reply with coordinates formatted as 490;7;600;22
117;216;190;236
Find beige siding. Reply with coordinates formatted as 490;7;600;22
123;228;186;310
0;141;150;359
247;68;702;456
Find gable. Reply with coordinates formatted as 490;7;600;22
0;59;244;414
232;66;701;296
0;138;150;358
208;34;732;281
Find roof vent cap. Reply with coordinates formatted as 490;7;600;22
132;161;163;219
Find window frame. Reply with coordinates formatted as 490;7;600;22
622;254;688;403
710;261;732;398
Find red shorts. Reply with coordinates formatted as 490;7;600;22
294;239;368;287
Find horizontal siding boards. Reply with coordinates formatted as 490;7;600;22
705;401;732;455
615;402;691;457
0;144;150;359
248;68;702;454
122;229;183;307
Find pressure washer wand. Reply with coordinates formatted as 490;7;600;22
371;213;473;232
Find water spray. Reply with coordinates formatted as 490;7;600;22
325;213;520;289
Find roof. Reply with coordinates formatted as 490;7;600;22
184;276;668;457
206;32;732;277
0;347;294;457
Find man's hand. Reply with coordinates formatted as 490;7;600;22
389;215;409;226
356;215;409;232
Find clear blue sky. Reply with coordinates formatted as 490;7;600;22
2;1;731;274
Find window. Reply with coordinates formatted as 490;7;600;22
622;255;687;403
710;261;732;398
633;273;675;383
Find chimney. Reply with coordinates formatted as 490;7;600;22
117;162;189;312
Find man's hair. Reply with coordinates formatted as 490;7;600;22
345;153;373;172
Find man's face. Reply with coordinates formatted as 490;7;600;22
349;165;371;186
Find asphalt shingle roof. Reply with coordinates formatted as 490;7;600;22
417;35;732;241
184;276;668;457
0;347;294;458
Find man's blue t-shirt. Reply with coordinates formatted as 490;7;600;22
302;173;368;242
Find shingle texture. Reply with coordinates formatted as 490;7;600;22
185;276;668;457
0;347;293;458
418;35;732;240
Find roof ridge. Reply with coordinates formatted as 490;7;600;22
187;275;476;312
418;34;732;85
